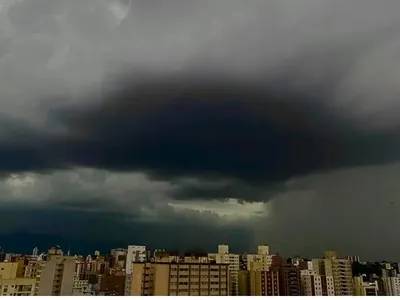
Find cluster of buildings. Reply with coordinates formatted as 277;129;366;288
0;244;399;296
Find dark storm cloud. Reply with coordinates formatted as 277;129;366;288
168;178;274;203
0;169;258;253
2;0;400;190
3;65;400;189
2;0;400;186
0;203;254;254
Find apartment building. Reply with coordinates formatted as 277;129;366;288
208;244;239;295
37;255;75;296
12;256;28;277
24;260;41;279
238;268;279;296
300;268;335;296
301;269;334;296
312;251;354;296
130;261;229;296
125;245;146;295
382;273;400;296
0;262;36;296
24;259;44;295
354;276;379;296
275;264;301;296
245;245;272;271
72;277;92;295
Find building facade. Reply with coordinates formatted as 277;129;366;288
312;251;354;296
238;269;279;296
37;256;75;296
300;267;335;296
208;245;239;295
124;245;146;295
130;261;229;296
0;262;36;296
354;276;379;296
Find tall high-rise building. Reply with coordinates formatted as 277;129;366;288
300;269;335;296
24;260;44;295
245;245;272;271
238;259;279;296
124;245;146;295
37;256;76;296
382;268;400;296
130;261;229;296
208;244;239;295
274;264;301;296
312;251;354;296
32;247;38;257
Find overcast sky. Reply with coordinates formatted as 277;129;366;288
1;0;400;260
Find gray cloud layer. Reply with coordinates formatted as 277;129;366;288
1;0;400;259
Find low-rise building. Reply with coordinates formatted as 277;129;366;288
354;276;379;296
0;262;36;296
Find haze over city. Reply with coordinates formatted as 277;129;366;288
1;0;400;260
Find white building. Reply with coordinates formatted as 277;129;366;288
124;245;146;295
208;244;240;296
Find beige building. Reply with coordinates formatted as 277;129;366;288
24;260;42;279
354;276;379;296
245;245;272;272
238;269;279;296
37;255;76;296
24;260;44;295
312;251;354;296
208;244;239;295
130;261;229;296
0;262;36;296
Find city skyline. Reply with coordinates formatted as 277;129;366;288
1;244;399;296
0;242;393;265
1;0;400;261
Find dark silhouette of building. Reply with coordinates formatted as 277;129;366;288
99;275;125;296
